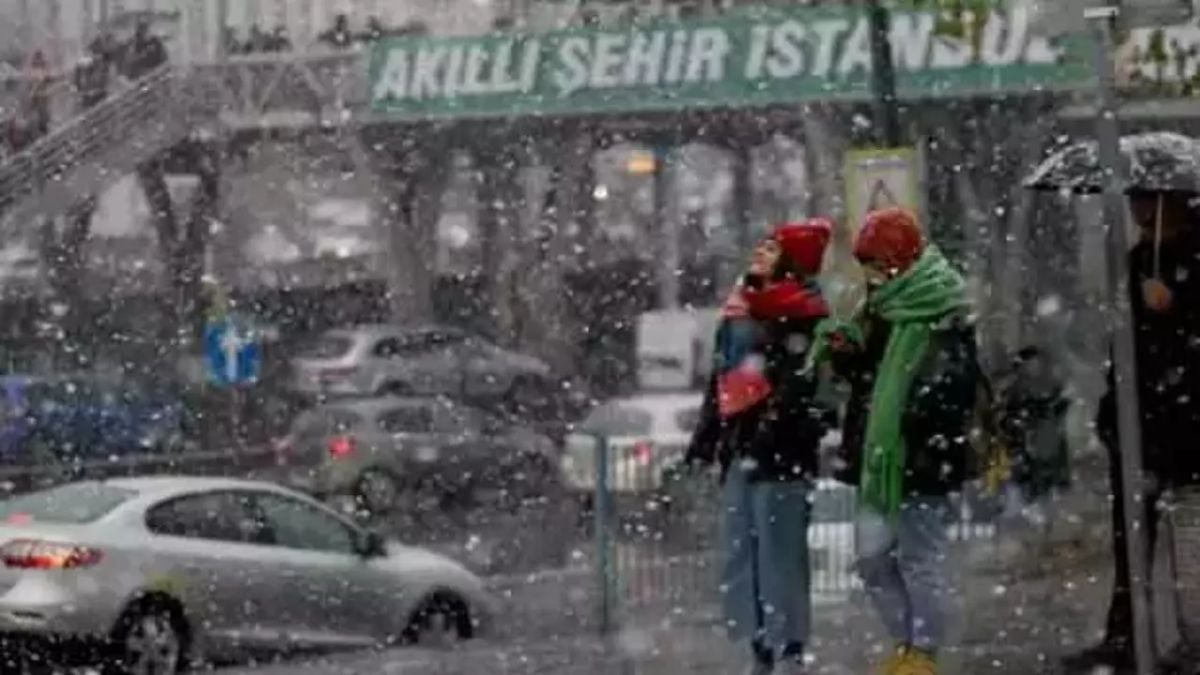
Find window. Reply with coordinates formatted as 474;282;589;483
376;331;464;358
290;411;331;440
146;491;268;544
378;406;434;433
425;330;466;349
256;494;356;554
578;403;653;436
298;335;354;359
372;337;404;358
330;411;362;432
0;483;134;524
291;410;361;439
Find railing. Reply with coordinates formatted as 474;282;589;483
0;444;279;496
0;72;81;137
579;434;999;633
0;65;201;214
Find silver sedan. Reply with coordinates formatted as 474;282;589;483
0;477;494;674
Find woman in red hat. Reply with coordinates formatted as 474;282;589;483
686;219;834;675
810;208;979;675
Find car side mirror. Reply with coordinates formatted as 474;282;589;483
359;530;387;558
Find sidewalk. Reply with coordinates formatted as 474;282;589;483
222;534;1112;675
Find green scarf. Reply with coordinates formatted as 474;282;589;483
809;246;967;516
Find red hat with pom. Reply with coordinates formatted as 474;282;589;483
771;218;833;277
854;208;925;273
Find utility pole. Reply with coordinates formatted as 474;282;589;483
1086;9;1156;675
865;0;902;146
217;0;229;60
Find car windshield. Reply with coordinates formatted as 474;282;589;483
298;335;354;359
0;483;136;524
378;406;435;433
578;403;653;436
292;410;361;438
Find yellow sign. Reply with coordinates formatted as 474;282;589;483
843;147;923;235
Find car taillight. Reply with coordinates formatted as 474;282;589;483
1;539;103;569
319;367;356;382
328;435;355;459
632;441;654;466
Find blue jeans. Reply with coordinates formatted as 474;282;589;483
720;464;812;658
855;497;951;652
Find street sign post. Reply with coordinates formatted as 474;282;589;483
203;319;261;388
1086;10;1157;674
843;147;923;235
204;317;261;450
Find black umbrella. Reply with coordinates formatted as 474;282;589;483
1023;131;1200;195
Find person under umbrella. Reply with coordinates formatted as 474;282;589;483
1062;189;1200;674
1025;130;1200;673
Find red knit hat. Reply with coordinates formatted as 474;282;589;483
854;208;925;273
771;218;833;277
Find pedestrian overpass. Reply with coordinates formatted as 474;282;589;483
0;50;370;243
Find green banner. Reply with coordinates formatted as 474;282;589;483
368;5;1089;119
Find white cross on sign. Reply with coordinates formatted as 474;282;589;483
220;326;248;384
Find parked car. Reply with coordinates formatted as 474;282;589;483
275;396;559;515
559;392;703;496
0;374;190;465
289;324;554;403
0;477;493;674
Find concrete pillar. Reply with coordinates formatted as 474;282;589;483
351;127;446;325
477;142;525;343
728;143;753;290
135;142;220;342
523;124;594;377
654;148;680;310
37;198;95;365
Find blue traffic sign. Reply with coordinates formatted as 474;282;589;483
204;320;261;387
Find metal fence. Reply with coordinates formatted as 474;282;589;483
0;444;279;496
583;434;998;633
1170;487;1200;646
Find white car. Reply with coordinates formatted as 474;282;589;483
0;477;494;673
560;392;703;494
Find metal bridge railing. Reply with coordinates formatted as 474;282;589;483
581;434;999;633
0;64;207;216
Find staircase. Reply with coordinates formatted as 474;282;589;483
0;65;218;241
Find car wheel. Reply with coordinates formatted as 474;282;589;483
355;468;401;514
401;593;473;646
105;599;188;675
